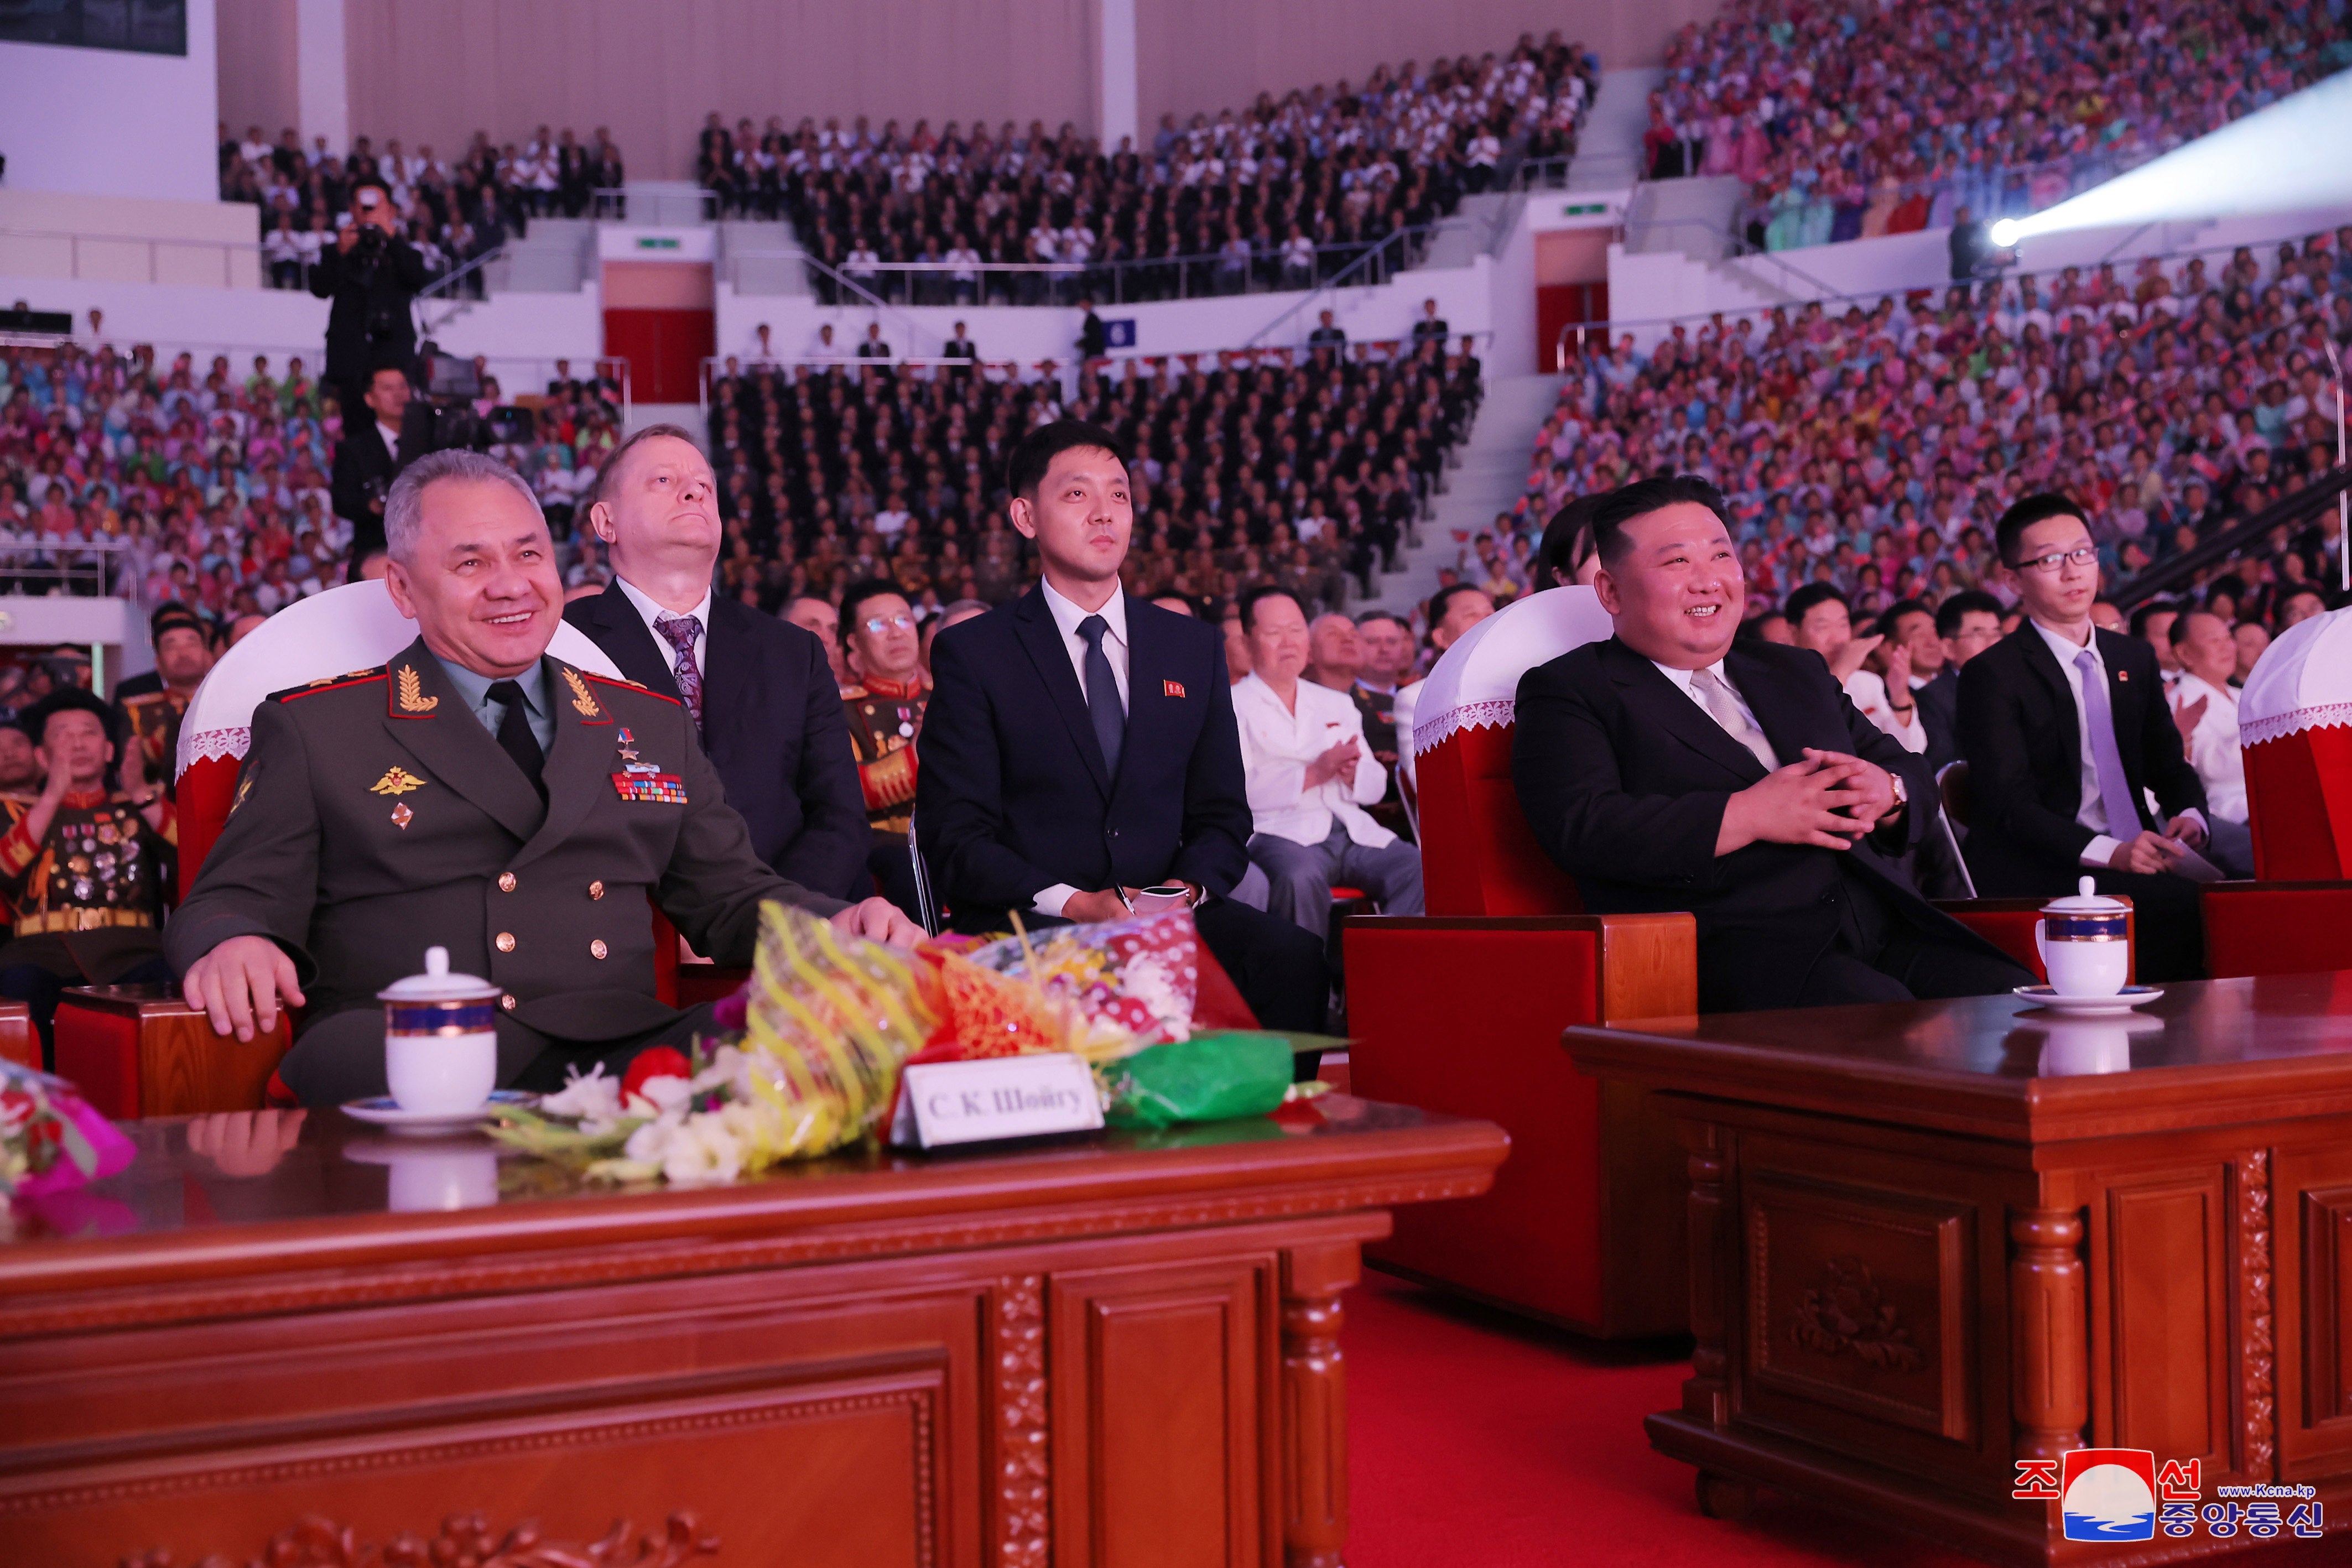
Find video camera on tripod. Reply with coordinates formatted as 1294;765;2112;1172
397;342;537;459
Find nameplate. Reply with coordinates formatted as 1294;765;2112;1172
892;1055;1105;1148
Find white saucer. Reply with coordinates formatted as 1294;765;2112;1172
340;1090;535;1136
2013;984;2164;1017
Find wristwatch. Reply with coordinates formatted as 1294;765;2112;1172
1886;772;1908;812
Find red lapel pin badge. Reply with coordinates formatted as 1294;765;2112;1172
1164;680;1186;698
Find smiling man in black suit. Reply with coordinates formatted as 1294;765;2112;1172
916;420;1326;1032
1512;476;2028;1013
564;424;870;899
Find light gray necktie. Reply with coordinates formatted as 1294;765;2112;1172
1692;666;1778;770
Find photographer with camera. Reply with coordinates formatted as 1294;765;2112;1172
309;179;430;419
330;361;412;579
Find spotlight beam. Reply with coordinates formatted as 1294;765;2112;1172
2002;69;2352;246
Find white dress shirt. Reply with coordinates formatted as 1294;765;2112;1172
376;420;401;461
1843;668;1927;753
1231;673;1396;848
1652;658;1780;767
1031;581;1131;918
614;574;712;681
2029;618;2203;866
2171;670;2246;824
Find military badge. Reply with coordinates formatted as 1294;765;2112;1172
231;774;254;814
390;802;414;829
369;766;428;796
562;668;603;718
608;728;686;804
394;665;439;714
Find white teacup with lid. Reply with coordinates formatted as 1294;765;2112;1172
2034;877;2131;998
379;946;501;1116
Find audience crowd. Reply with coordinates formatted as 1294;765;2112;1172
0;340;621;627
1646;0;2352;252
216;121;626;290
1497;233;2352;625
700;336;1485;619
696;34;1596;303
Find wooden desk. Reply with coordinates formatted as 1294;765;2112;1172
0;1097;1502;1567
1569;972;2352;1566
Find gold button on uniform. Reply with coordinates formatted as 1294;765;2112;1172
501;994;516;1011
587;880;605;900
495;931;516;953
497;872;517;892
590;939;608;960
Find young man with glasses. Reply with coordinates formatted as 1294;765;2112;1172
1955;493;2211;980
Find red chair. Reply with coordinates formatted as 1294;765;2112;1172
2203;606;2352;977
55;584;646;1118
1344;589;2130;1337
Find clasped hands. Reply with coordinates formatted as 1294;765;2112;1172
1716;747;1903;857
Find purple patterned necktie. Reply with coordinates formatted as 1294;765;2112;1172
2074;646;2141;838
654;612;705;727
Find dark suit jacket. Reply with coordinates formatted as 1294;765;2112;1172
307;234;430;388
916;586;1250;933
1512;635;2003;1012
565;582;870;899
1955;624;2205;897
1915;665;1961;776
330;419;399;533
166;637;844;1079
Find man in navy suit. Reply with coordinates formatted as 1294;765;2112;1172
564;424;870;899
917;421;1326;1032
1512;476;2027;1012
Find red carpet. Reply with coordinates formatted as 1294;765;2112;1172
1345;1272;2321;1567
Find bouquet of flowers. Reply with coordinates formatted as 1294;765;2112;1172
2;1060;136;1207
491;904;1335;1185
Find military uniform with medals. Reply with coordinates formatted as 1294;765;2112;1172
842;671;929;843
0;788;175;981
118;688;190;794
165;635;851;1105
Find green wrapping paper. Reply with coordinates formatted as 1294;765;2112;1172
1100;1032;1298;1128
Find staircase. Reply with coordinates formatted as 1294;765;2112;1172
1625;175;1746;260
499;218;596;292
720;220;808;296
1364;372;1564;613
1566;67;1662;192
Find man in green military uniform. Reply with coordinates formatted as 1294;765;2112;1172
0;687;178;1063
168;449;920;1106
115;602;216;798
838;578;929;913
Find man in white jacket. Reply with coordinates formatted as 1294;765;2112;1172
1230;586;1424;942
2168;608;2255;877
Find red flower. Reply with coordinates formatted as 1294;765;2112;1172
621;1046;693;1105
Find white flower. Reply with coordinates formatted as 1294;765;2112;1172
627;1074;695;1116
660;1113;743;1184
537;1063;623;1122
622;1111;684;1166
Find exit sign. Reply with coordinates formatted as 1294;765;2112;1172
1563;202;1609;216
634;235;683;251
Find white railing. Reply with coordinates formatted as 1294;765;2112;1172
0;226;270;289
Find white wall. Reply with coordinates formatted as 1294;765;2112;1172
0;270;602;395
0;0;220;202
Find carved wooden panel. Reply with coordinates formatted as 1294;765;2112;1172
2300;1185;2352;1430
11;1368;943;1567
1740;1169;1976;1446
1048;1258;1270;1568
2100;1172;2228;1466
2235;1150;2276;1481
